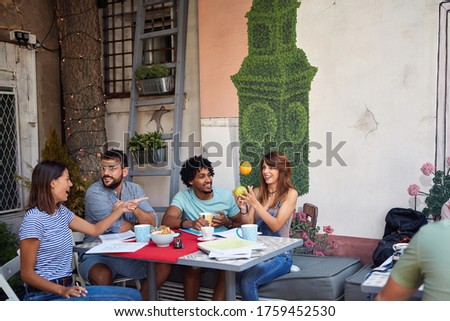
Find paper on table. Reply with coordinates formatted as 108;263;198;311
99;230;135;243
198;237;266;255
86;242;146;254
180;228;202;236
214;228;262;239
214;228;243;238
208;249;250;260
208;250;262;261
181;227;223;237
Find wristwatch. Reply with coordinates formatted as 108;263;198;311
180;218;187;228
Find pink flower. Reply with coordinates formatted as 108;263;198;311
298;212;307;222
407;184;420;196
323;225;334;235
304;240;314;248
301;231;309;239
420;162;435;176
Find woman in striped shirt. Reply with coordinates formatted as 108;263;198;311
19;160;142;301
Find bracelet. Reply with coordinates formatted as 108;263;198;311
180;218;187;228
226;221;233;229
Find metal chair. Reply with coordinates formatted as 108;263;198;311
0;255;21;301
302;203;318;228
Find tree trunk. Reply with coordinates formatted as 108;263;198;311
55;0;106;181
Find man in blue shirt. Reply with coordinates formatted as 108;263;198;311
162;155;247;300
79;150;170;300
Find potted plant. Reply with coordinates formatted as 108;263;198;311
290;211;336;256
127;131;167;165
134;64;174;95
147;130;167;164
128;131;152;165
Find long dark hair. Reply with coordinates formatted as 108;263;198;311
258;151;295;208
27;160;68;214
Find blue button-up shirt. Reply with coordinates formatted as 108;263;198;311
84;180;157;242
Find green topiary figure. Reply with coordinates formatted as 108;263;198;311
231;0;317;195
41;130;91;217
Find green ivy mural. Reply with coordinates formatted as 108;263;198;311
231;0;317;195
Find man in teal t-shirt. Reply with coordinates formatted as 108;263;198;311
171;187;240;232
162;155;247;300
377;220;450;300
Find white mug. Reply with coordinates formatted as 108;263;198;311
134;224;151;243
236;224;258;242
393;242;409;255
201;226;214;240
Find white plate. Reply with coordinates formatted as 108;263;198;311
197;236;217;242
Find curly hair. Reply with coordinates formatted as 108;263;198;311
180;155;214;187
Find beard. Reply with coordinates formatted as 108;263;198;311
102;175;123;190
199;185;213;194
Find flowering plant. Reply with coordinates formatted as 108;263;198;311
290;212;337;256
407;158;450;220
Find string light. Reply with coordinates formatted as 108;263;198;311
58;3;109;180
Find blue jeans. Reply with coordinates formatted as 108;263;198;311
237;251;293;301
24;285;142;301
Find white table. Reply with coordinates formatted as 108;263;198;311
176;235;303;301
361;256;423;300
75;235;302;301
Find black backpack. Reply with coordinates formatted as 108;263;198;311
372;208;428;266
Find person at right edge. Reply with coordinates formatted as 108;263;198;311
237;151;298;301
376;219;450;301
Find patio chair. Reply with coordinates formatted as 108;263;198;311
302;202;318;228
0;255;21;301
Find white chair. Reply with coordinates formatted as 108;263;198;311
0;255;21;301
71;230;141;290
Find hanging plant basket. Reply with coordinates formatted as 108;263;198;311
136;77;174;95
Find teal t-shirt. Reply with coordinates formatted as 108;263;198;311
390;220;450;300
170;187;240;231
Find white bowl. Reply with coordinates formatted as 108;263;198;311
151;231;180;247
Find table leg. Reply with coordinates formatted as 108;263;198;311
224;270;236;301
147;262;157;301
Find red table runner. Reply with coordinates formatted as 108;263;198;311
113;229;200;263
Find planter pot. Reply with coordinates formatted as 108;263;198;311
131;150;152;166
136;76;174;95
151;147;167;164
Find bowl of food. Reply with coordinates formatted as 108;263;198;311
151;225;180;247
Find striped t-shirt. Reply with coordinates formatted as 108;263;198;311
19;205;74;281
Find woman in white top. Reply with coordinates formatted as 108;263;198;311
237;151;298;300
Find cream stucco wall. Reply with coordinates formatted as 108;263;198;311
295;0;438;238
198;0;441;239
105;0;442;239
